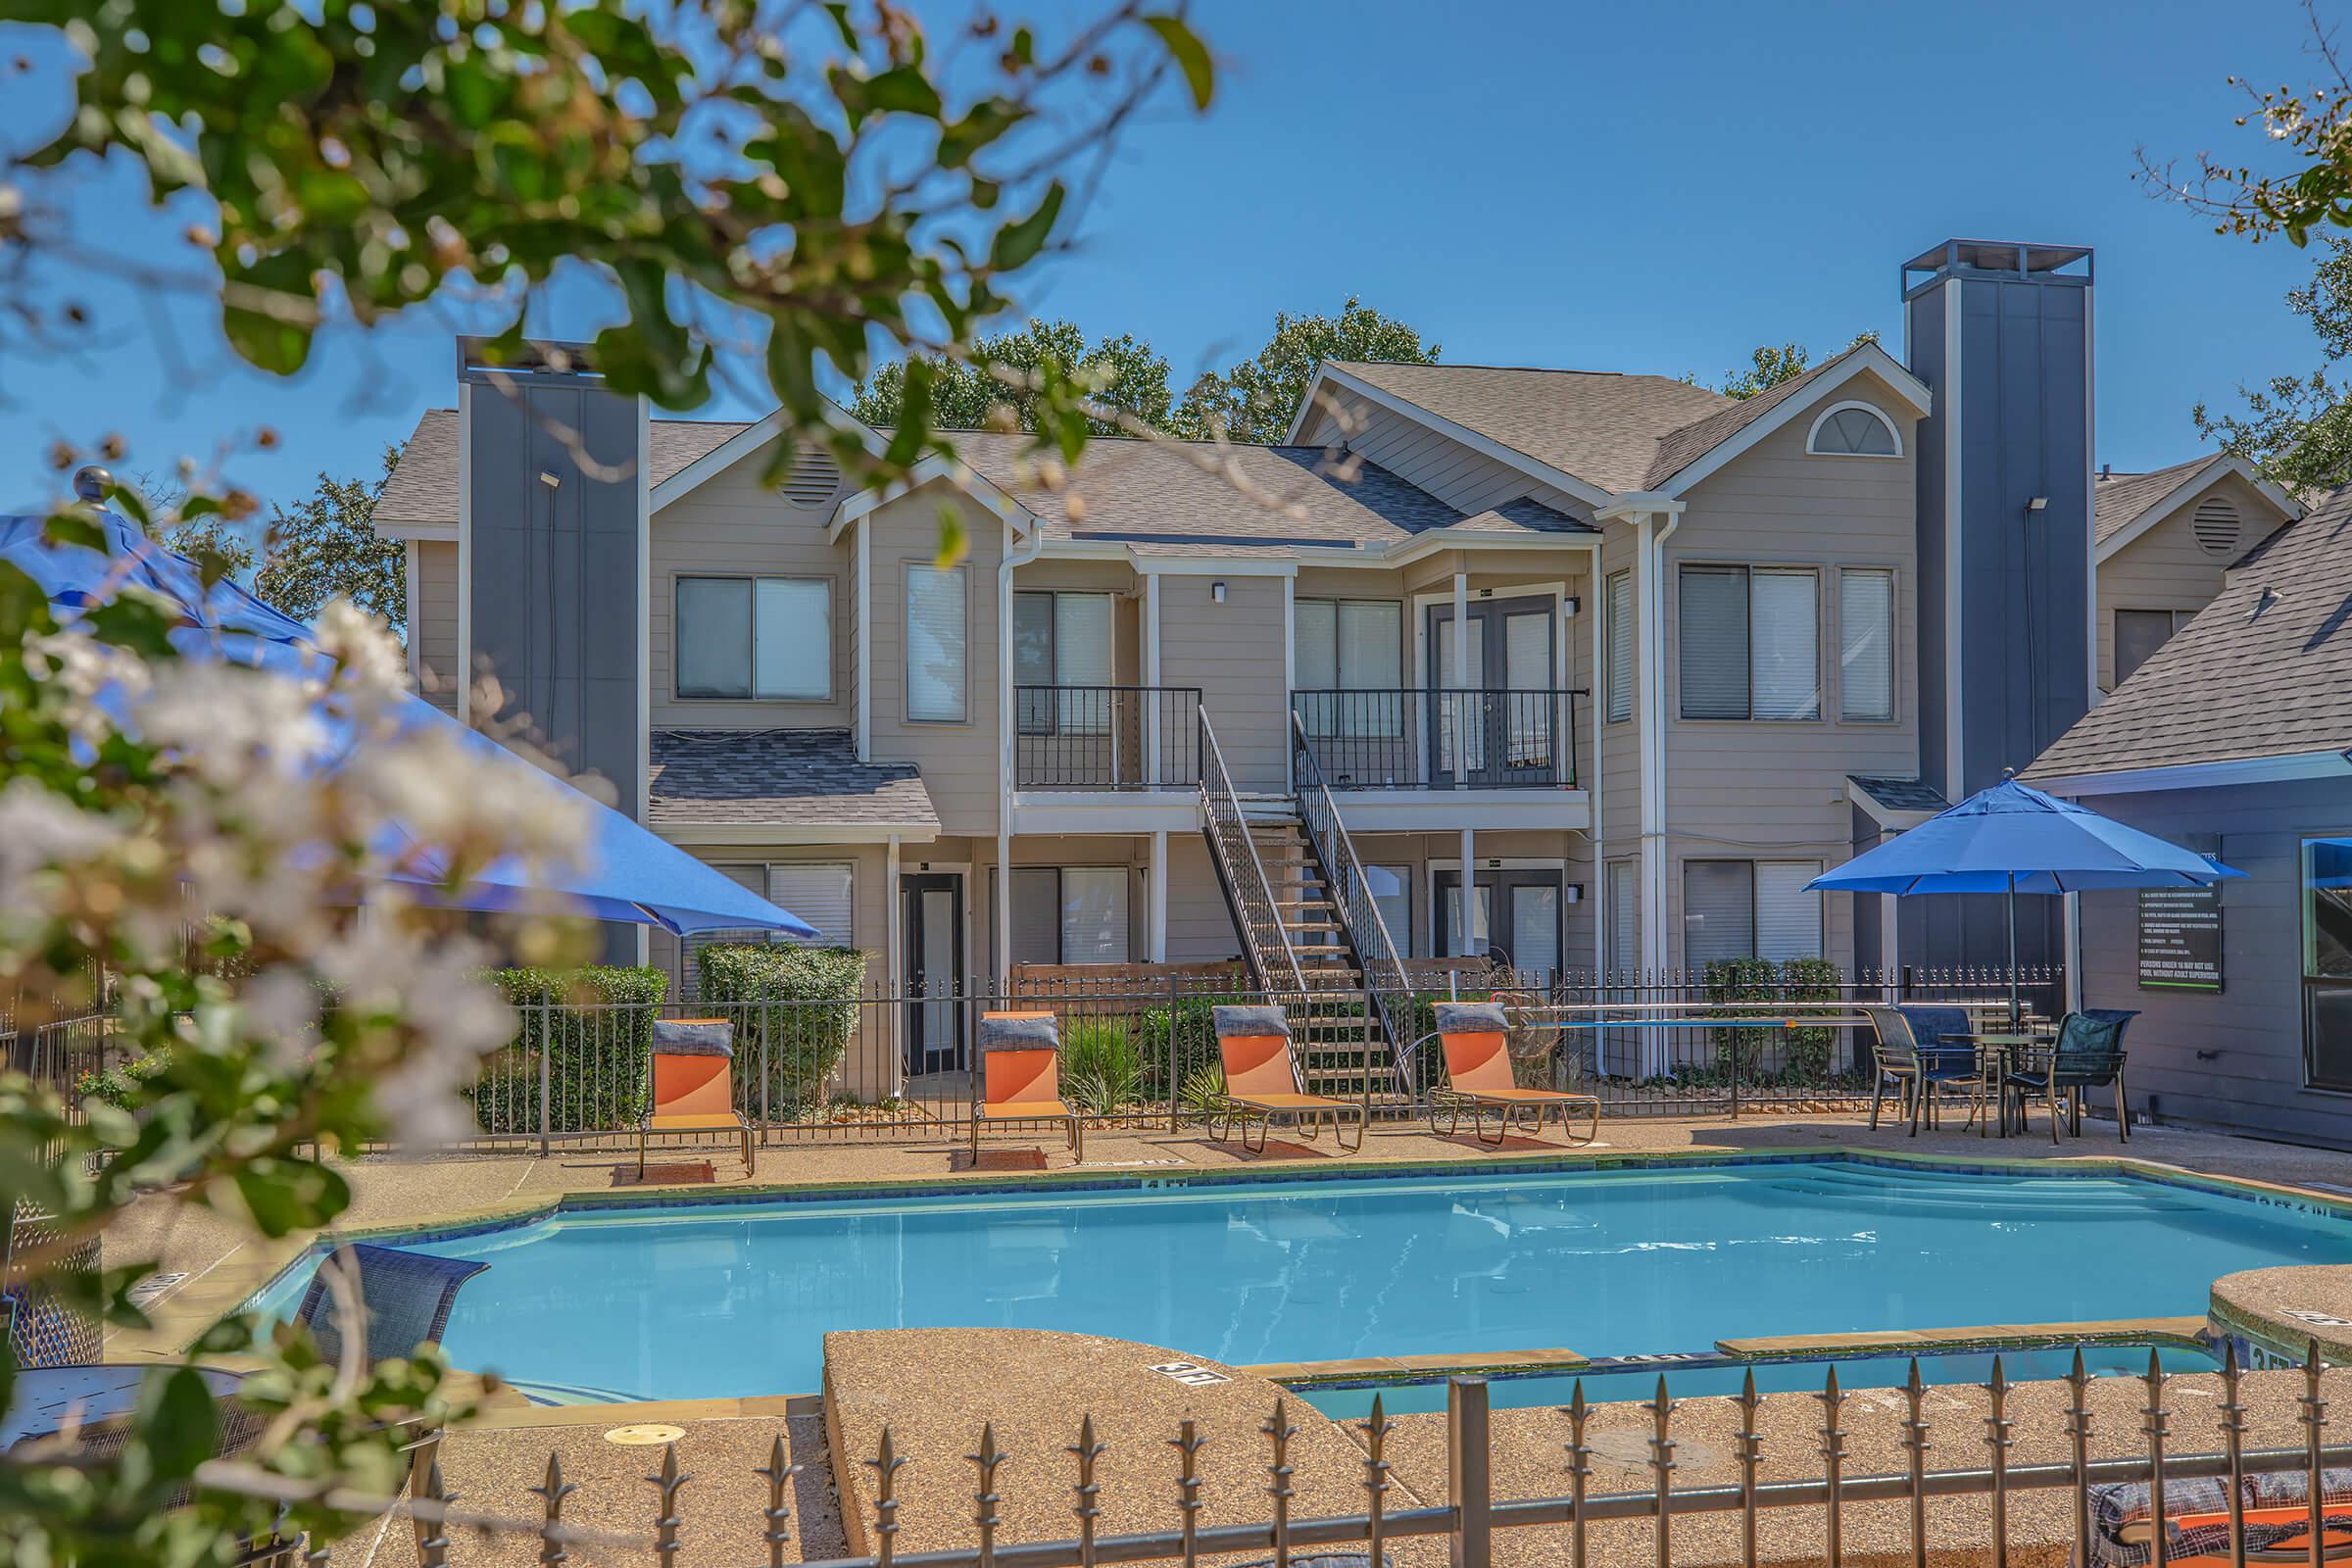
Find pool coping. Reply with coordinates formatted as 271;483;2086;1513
122;1142;2352;1379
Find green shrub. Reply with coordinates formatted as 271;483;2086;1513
1779;956;1844;1081
1703;956;1850;1085
470;966;667;1134
75;1049;172;1111
1059;1015;1143;1116
696;944;865;1119
1137;993;1246;1098
1179;1062;1226;1122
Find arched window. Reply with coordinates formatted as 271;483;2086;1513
1806;402;1902;458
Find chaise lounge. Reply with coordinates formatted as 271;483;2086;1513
972;1010;1082;1165
1204;1004;1365;1156
640;1017;755;1177
1425;1001;1598;1146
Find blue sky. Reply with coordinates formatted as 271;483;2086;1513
1;0;2339;514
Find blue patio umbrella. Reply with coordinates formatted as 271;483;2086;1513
0;506;816;938
1808;777;2243;1027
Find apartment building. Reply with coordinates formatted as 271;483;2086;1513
368;238;2298;1100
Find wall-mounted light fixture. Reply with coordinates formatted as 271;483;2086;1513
2025;496;2048;514
538;468;563;489
1565;883;1585;905
1562;596;1582;616
1210;580;1227;604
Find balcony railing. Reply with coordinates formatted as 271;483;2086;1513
1013;685;1202;790
1289;688;1586;789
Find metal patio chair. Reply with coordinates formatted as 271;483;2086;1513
2005;1008;2137;1145
1859;1004;1984;1136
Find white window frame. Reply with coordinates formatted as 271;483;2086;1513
2112;607;2193;689
1681;858;1825;965
904;562;970;724
1296;596;1404;738
1837;566;1896;723
1013;589;1117;736
1677;564;1822;722
674;574;834;702
1805;400;1904;459
1006;864;1131;965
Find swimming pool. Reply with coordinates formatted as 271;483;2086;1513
289;1159;2352;1402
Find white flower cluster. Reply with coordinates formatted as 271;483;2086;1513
5;599;595;1148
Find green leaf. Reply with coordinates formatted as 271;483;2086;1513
1144;16;1215;110
139;1365;222;1482
988;181;1065;273
223;304;314;375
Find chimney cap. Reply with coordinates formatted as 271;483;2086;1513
72;465;114;502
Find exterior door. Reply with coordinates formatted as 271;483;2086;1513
1435;869;1564;975
901;872;965;1076
1426;596;1555;786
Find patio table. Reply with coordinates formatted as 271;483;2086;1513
1949;1031;2057;1137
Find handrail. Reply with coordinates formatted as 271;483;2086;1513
1290;687;1587;789
1012;685;1203;790
1290;711;1413;1080
1197;710;1305;994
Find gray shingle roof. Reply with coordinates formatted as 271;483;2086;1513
1334;361;1735;494
933;430;1592;547
648;729;938;829
1848;774;1952;814
1642;352;1857;489
2091;457;2213;546
2027;488;2352;780
372;409;749;526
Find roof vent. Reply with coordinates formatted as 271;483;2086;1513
783;443;841;508
2191;495;2242;558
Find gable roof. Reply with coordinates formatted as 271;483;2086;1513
648;728;938;834
930;429;1589;549
371;409;750;527
1329;362;1733;495
2027;487;2352;783
2091;453;2302;561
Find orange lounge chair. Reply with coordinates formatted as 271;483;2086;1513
639;1018;754;1177
1427;1001;1598;1147
1206;1004;1364;1156
972;1011;1081;1164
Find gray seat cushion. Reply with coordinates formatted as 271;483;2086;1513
978;1013;1060;1052
1212;1004;1291;1040
652;1018;733;1058
1433;1001;1509;1034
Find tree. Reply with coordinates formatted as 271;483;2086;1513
131;470;262;580
1173;297;1440;443
2193;237;2352;488
254;453;408;636
1714;331;1879;400
850;319;1176;435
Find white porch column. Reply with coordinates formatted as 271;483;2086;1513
2063;891;2082;1013
1150;829;1169;962
1453;570;1475;956
1144;574;1161;785
885;833;903;1097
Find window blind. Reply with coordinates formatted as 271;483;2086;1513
1338;601;1400;687
1295;599;1337;690
1678;565;1750;718
1510;882;1560;976
754;579;830;700
1059;867;1128;963
1054;593;1114;733
1606;859;1639;973
1750;568;1820;719
768;862;854;948
905;564;967;721
1606;571;1633;723
1754;861;1824;961
1838;568;1893;721
676;577;754;698
1504;610;1551;763
1682;859;1754;967
1007;867;1061;966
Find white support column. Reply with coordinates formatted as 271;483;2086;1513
885;833;903;1098
1453;570;1474;956
855;517;872;761
2063;891;2082;1013
1144;574;1162;785
1282;575;1297;790
1150;829;1169;962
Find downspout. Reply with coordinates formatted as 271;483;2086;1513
1453;568;1474;956
997;515;1045;984
1640;506;1680;1077
1586;539;1604;976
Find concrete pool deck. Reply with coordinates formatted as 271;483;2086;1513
93;1110;2352;1566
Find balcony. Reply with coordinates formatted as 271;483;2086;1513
1012;686;1202;790
1289;688;1586;790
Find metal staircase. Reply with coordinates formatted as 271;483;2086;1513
1194;710;1404;1102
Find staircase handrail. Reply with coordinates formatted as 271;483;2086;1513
1198;710;1305;995
1289;710;1415;1073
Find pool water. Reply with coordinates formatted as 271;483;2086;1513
298;1161;2352;1403
1297;1343;2222;1418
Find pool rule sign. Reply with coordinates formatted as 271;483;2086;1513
2137;884;2223;991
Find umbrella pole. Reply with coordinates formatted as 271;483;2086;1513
2006;872;2021;1032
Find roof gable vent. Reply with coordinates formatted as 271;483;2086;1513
783;443;841;508
2191;495;2242;558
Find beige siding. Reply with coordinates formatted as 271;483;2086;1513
1660;398;1922;971
413;540;461;712
1596;520;1642;970
1158;572;1289;792
1298;389;1591;517
1349;830;1592;969
1163;832;1245;963
648;434;855;729
866;487;1006;834
2095;471;2284;692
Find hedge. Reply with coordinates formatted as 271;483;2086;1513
468;965;667;1134
75;1048;172;1112
695;944;865;1118
1703;956;1846;1084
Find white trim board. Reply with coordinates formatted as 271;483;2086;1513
659;821;942;847
651;399;887;513
1654;346;1932;499
2028;749;2352;797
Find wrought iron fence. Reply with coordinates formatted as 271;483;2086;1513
1012;686;1201;790
4;965;2082;1154
363;1342;2346;1568
1289;688;1585;789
